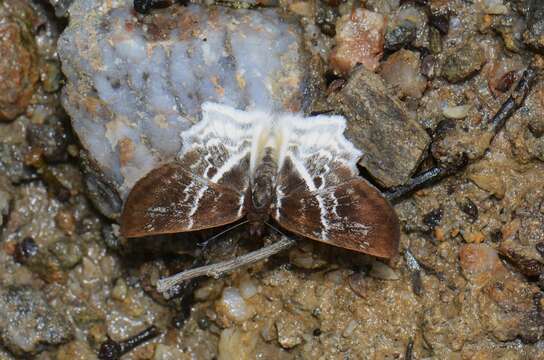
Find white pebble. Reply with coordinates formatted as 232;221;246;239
442;104;471;119
342;320;359;337
218;287;254;323
239;279;258;299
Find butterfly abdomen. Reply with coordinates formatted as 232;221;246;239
247;147;278;238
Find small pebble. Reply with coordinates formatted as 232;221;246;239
330;8;386;74
0;4;39;121
442;41;485;83
442;105;471;119
112;278;128;301
55;209;76;235
342;320;359;338
216;287;255;323
423;208;443;230
14;237;38;263
459;244;506;284
380;49;427;99
369;260;400;280
239;278;258;299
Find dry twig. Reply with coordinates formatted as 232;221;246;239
157;236;296;297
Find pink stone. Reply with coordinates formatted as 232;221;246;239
330;9;386;75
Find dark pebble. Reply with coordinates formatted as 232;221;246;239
316;4;338;37
433;119;456;139
385;20;416;51
429;14;449;35
26;117;68;163
490;229;502;243
411;271;423;296
499;245;544;278
423;208;443;229
536;243;544;258
459;198;478;221
14;237;38;263
98;339;122;360
197;316;211;330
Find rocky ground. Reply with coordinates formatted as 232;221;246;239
0;0;544;359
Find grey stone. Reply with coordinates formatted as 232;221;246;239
441;41;485;83
0;286;73;356
328;66;430;187
0;119;37;184
385;19;417;51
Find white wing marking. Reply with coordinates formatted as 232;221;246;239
273;112;363;240
288;154;330;240
176;103;363;236
179;102;260;193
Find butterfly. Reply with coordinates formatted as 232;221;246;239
120;102;399;259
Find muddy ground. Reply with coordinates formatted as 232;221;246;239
0;0;544;359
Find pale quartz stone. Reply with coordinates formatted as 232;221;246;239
59;0;312;208
216;287;255;323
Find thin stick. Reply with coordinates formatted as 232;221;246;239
384;158;467;202
489;66;537;132
157;236;296;297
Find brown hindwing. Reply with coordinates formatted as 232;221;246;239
121;162;245;238
273;178;399;259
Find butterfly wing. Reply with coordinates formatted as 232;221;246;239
121;102;259;238
176;102;264;193
121;162;246;238
274;113;362;194
273;113;399;258
273;178;399;258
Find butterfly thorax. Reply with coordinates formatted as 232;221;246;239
247;147;278;238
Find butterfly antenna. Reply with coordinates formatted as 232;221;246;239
198;220;249;249
264;222;289;238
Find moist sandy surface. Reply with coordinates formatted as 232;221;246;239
0;0;543;359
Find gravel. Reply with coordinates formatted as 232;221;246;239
0;286;73;355
0;0;543;358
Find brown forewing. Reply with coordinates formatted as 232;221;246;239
273;178;399;259
121;162;245;238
